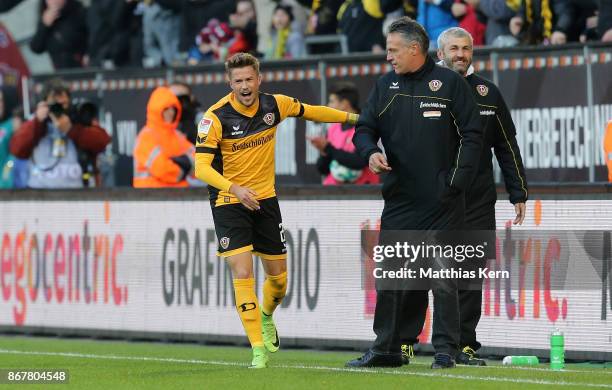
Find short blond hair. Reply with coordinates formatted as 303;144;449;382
225;52;260;76
437;27;473;51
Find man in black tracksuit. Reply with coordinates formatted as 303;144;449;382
346;17;483;369
398;27;528;366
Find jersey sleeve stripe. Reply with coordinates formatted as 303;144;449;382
196;146;218;154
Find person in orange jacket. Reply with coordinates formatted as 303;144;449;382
605;120;612;182
133;86;195;188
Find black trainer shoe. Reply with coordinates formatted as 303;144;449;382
401;344;414;365
431;353;456;369
456;346;487;366
346;349;403;368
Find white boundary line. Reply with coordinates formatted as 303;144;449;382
0;349;611;388
407;361;612;375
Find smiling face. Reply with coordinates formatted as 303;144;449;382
228;65;262;107
437;35;473;76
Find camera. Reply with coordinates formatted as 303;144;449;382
47;100;99;126
48;102;66;117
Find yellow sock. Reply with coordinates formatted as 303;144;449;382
262;272;287;316
233;278;263;347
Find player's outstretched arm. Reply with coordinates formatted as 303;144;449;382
301;104;359;125
274;94;358;124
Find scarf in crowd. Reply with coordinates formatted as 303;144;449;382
525;0;553;38
274;28;290;58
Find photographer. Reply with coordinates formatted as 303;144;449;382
9;79;111;188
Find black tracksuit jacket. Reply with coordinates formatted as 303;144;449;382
353;56;483;229
464;72;528;229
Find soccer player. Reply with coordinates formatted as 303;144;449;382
195;52;359;368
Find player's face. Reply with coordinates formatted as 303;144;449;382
437;36;473;76
386;33;418;75
228;66;262;107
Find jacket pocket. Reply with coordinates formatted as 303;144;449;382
381;172;398;200
437;170;460;205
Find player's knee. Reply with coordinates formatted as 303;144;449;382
267;272;287;297
233;269;253;280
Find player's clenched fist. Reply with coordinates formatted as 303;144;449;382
230;184;260;211
369;152;392;174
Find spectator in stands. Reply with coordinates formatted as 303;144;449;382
599;0;612;41
295;0;344;54
337;0;386;53
86;0;144;68
309;82;379;185
30;0;88;69
187;18;235;64
85;0;117;68
0;0;24;12
169;81;201;145
180;0;236;53
451;0;487;45
0;85;18;189
550;0;598;44
380;0;418;19
509;0;554;45
112;0;144;67
133;87;195;188
416;0;458;48
266;4;306;59
10;107;28;188
142;0;181;67
9;79;111;188
479;0;520;46
227;0;259;57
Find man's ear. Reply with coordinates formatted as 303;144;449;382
437;49;444;61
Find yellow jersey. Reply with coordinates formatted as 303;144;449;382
195;92;356;207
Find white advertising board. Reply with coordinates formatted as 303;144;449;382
1;198;611;358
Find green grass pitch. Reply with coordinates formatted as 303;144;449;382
0;335;610;389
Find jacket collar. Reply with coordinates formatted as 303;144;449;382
436;59;475;76
402;55;435;80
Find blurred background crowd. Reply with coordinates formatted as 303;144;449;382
0;0;610;71
0;0;610;190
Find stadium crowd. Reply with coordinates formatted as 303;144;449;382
0;0;610;70
0;0;611;190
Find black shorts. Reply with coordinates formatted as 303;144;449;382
211;197;287;259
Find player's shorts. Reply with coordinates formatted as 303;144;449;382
211;197;287;259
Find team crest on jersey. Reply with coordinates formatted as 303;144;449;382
477;84;489;96
220;237;230;249
263;112;275;126
429;80;442;92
